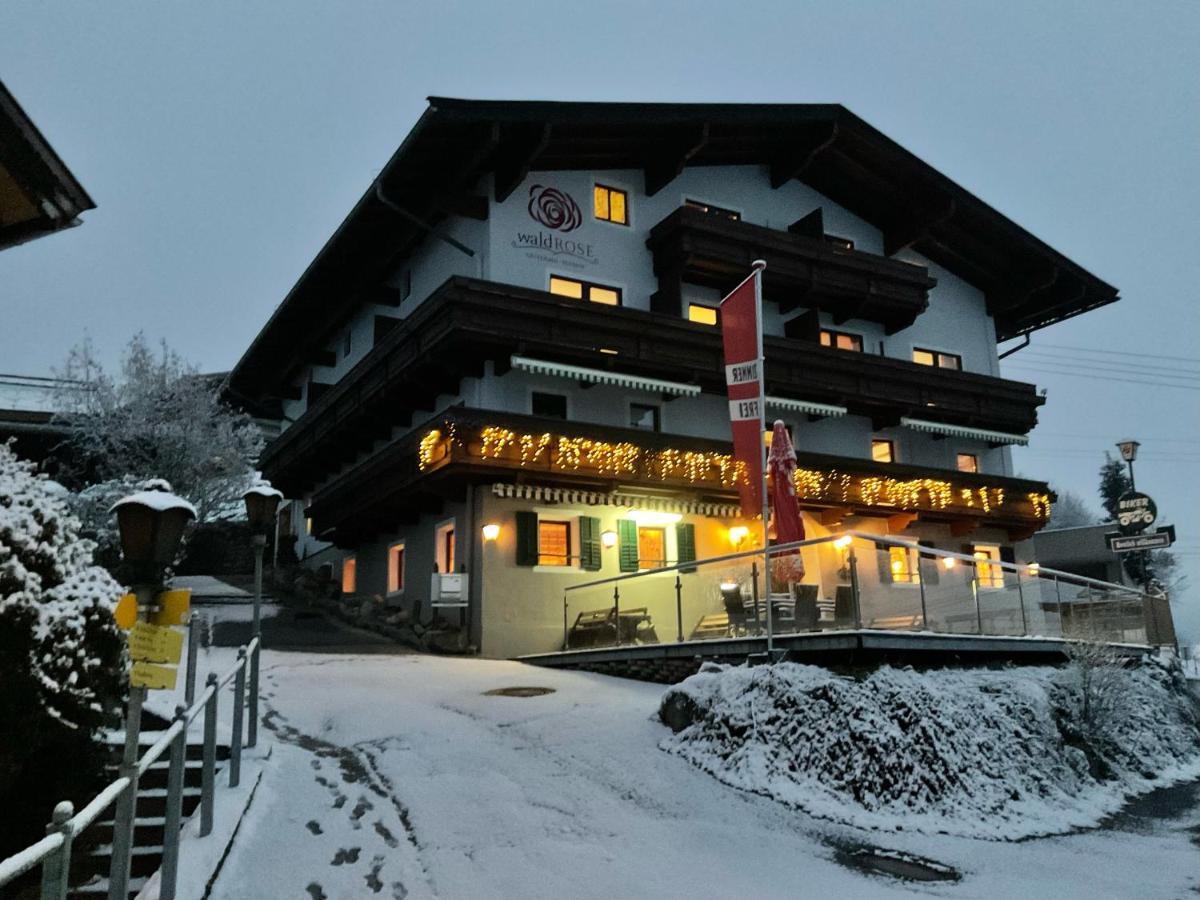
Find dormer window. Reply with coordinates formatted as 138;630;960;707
593;184;628;225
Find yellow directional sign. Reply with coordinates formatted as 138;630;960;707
130;661;178;690
114;593;138;630
128;621;184;665
151;589;192;627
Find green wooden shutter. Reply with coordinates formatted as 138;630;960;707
515;511;538;567
579;516;602;571
617;519;639;573
676;523;697;573
918;540;940;585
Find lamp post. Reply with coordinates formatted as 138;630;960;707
1116;439;1140;491
242;482;282;750
108;487;195;900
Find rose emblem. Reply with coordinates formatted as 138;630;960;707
528;184;582;232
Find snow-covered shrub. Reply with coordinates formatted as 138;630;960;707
0;442;126;856
659;661;1200;840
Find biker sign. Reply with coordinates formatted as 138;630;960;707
1116;491;1157;535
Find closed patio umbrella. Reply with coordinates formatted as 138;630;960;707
768;419;805;585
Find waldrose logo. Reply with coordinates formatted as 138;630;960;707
527;184;582;232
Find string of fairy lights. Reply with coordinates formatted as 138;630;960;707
417;423;1052;520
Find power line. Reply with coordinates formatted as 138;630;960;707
1003;364;1200;390
1018;342;1200;365
1017;352;1200;378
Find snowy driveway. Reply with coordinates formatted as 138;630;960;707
199;649;1199;900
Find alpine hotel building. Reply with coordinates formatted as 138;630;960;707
228;100;1118;658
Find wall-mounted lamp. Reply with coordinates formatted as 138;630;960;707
601;530;618;548
481;523;500;541
833;536;852;550
1026;562;1040;577
943;557;957;570
728;525;750;547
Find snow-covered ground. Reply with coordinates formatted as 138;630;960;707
187;647;1200;900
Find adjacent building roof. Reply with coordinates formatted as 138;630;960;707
231;97;1119;399
0;80;95;251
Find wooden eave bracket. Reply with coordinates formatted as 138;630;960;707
644;124;710;197
493;123;552;203
887;512;918;533
883;195;957;257
769;121;839;189
820;506;852;526
949;518;978;537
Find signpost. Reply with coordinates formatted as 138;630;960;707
1108;525;1175;553
1116;491;1157;535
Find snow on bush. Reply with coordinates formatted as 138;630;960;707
659;661;1200;840
0;442;125;731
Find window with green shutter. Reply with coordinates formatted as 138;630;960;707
579;516;602;571
515;511;538;567
617;519;639;573
676;522;696;573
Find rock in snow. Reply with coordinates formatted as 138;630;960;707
659;661;1200;840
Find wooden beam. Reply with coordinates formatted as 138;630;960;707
493;123;551;203
644;124;709;197
887;512;918;533
310;350;336;368
821;507;852;526
950;519;978;537
769;121;839;189
883;195;957;257
788;208;824;238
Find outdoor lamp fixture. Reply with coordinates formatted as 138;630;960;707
243;482;284;534
833;536;852;550
601;530;618;548
728;525;750;548
1027;562;1041;577
482;523;500;541
943;557;957;569
1116;440;1140;463
111;489;197;570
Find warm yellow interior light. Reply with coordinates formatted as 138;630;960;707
729;525;750;546
943;557;957;569
1027;562;1041;576
481;523;500;541
833;536;852;549
891;559;904;574
688;304;718;326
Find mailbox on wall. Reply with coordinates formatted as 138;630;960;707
431;572;468;608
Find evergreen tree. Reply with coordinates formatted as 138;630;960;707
1098;453;1131;523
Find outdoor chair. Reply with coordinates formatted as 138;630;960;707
830;585;856;629
792;584;820;631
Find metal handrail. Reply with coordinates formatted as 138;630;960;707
563;528;1148;599
0;634;262;900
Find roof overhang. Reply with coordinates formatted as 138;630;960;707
0;80;95;251
510;355;700;397
230;98;1119;400
767;396;848;419
900;417;1029;447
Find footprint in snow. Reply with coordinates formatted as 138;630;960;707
331;847;361;866
306;820;323;835
373;821;398;848
365;856;385;893
350;796;373;828
305;884;327;900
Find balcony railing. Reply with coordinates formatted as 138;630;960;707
559;532;1168;653
646;205;937;332
262;277;1044;496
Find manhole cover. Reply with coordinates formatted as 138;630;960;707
483;686;556;698
834;846;959;883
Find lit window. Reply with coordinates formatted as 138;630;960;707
532;392;568;420
630;403;660;431
305;516;312;536
387;542;405;594
637;526;667;570
688;303;719;326
341;556;356;594
685;199;741;221
913;347;962;370
889;545;920;584
537;520;571;566
594;184;628;225
871;439;895;463
820;329;864;352
973;544;1003;588
436;522;455;574
549;275;622;307
957;453;979;473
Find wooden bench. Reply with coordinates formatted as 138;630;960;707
690;613;732;641
868;613;924;631
567;606;656;648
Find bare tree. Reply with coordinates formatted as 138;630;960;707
1047;489;1098;530
1064;627;1131;736
55;333;263;524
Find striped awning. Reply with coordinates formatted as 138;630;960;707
900;417;1029;446
510;355;700;397
766;396;848;418
491;483;740;518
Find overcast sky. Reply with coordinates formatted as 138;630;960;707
3;1;1198;640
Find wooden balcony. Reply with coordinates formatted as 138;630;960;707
646;206;936;332
261;276;1044;496
306;407;1053;548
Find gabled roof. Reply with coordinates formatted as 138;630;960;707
0;80;95;251
230;97;1119;399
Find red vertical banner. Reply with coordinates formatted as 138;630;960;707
720;267;766;519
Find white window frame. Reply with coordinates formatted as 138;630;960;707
636;523;679;573
386;541;406;596
909;343;964;371
528;387;571;420
531;507;584;574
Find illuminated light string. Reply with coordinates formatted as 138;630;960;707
417;424;1052;519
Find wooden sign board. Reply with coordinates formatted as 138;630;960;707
129;621;184;665
152;589;192;627
130;661;178;690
